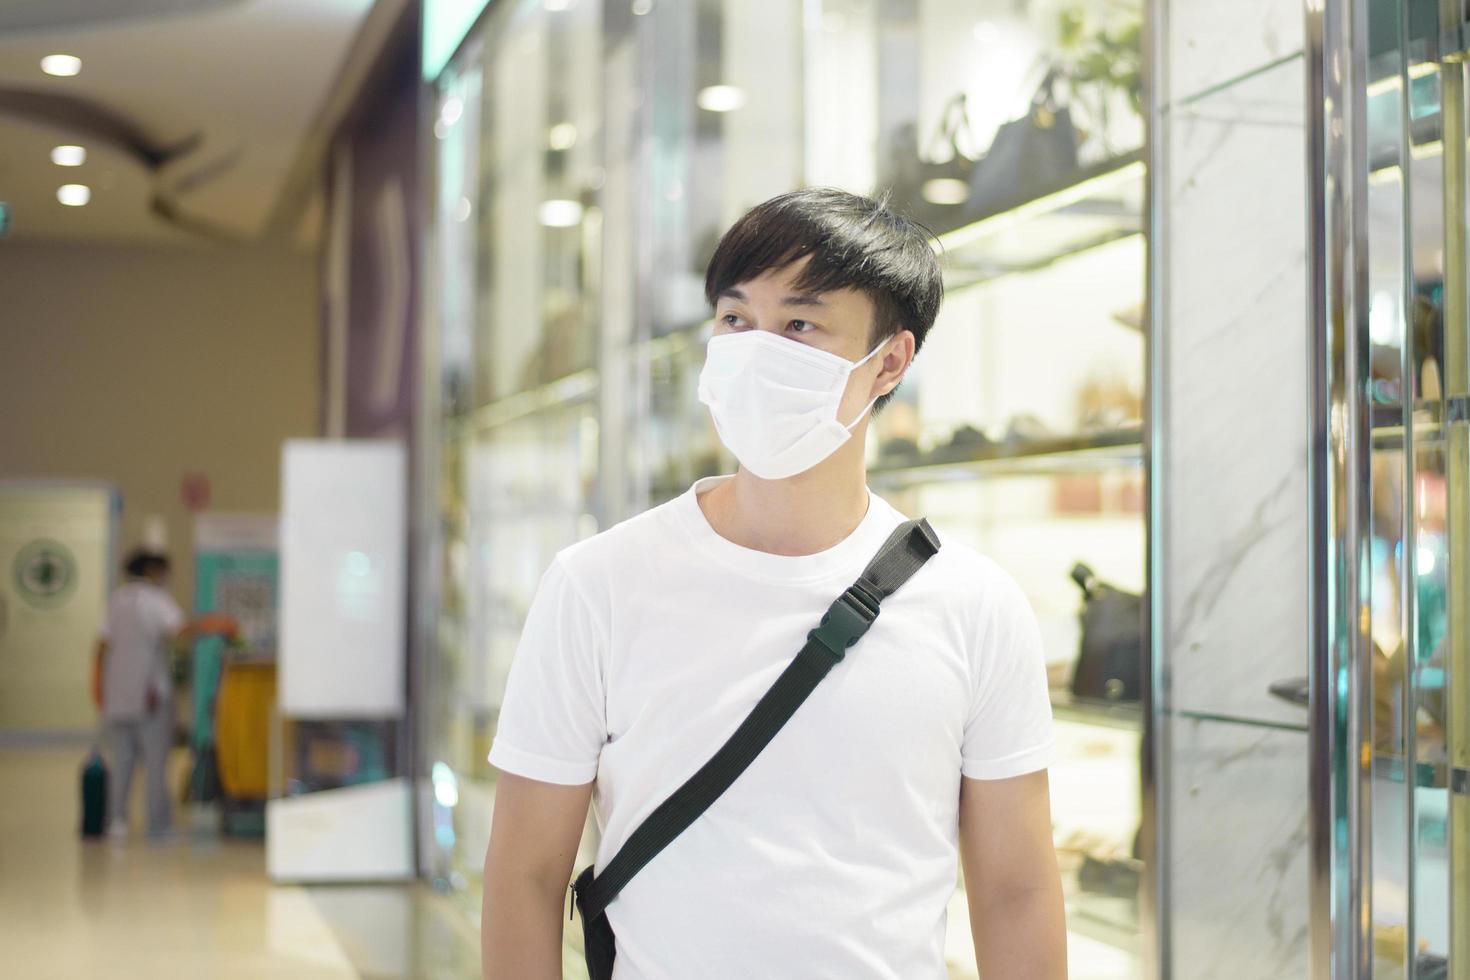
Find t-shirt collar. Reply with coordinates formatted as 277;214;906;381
673;475;894;584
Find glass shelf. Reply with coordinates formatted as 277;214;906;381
935;157;1145;292
1051;689;1144;731
868;427;1143;488
464;369;599;434
1375;754;1467;793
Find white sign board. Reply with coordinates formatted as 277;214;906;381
279;441;405;717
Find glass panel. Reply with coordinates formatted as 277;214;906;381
642;329;729;506
1436;3;1470;976
1402;1;1453;972
806;7;1146;975
1367;2;1465;975
476;1;605;404
423;52;482;889
429;2;1149;975
1365;1;1413;973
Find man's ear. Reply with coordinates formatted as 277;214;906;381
876;329;916;396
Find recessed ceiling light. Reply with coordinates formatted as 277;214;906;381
922;178;969;205
51;145;86;167
631;0;652;14
697;85;745;113
538;199;583;227
41;54;81;77
57;184;91;207
548;122;578;151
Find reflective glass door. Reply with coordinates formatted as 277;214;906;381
1323;0;1469;975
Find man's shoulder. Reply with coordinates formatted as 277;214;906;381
908;520;1032;619
553;495;685;583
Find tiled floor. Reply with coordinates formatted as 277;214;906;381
0;743;481;979
1;741;1138;978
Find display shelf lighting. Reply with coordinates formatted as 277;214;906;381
51;145;86;167
933;159;1144;255
41;54;81;77
539;199;584;227
548;122;578;151
922;178;969;206
440;96;464;126
697;85;746;113
57;183;91;207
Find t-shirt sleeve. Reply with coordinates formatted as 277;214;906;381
961;571;1056;780
154;593;186;637
487;557;607;786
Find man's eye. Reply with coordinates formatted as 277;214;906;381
788;320;813;333
721;313;741;326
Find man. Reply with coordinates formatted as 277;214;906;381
94;549;233;838
482;188;1066;978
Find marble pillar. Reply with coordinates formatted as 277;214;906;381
1156;1;1313;977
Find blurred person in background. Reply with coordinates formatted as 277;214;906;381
93;549;235;839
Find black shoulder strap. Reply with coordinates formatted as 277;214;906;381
573;517;941;923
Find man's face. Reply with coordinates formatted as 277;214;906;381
710;258;909;427
711;259;878;362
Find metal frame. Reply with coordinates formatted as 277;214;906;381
1141;0;1169;970
1307;0;1374;974
1394;3;1421;970
1440;8;1470;979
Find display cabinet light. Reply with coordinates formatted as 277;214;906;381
41;54;81;77
548;122;578;151
697;85;746;113
539;199;583;227
440;96;463;127
922;178;969;206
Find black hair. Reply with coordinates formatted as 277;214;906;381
704;187;944;411
124;549;170;580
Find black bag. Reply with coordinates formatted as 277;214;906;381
1069;562;1142;703
81;745;108;837
966;68;1081;217
570;520;942;980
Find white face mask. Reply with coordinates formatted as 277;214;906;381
697;330;887;480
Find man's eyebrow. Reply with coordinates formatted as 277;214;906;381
714;287;827;307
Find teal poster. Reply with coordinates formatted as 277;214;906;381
193;515;278;747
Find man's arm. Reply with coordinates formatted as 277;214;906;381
959;770;1067;979
482;771;595;980
91;639;107;708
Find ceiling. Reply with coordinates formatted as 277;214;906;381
0;0;390;246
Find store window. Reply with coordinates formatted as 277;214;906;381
427;1;1148;975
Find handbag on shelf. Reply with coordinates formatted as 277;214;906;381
1069;562;1142;704
883;93;978;234
570;520;942;980
919;93;978;187
966;68;1081;217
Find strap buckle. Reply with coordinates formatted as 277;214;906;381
807;584;879;662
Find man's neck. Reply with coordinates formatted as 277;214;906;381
697;442;871;557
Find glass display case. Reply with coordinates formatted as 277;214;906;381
425;1;1149;975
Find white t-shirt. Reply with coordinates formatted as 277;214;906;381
488;476;1055;979
99;580;185;720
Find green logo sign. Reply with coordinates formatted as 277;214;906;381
13;539;77;608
